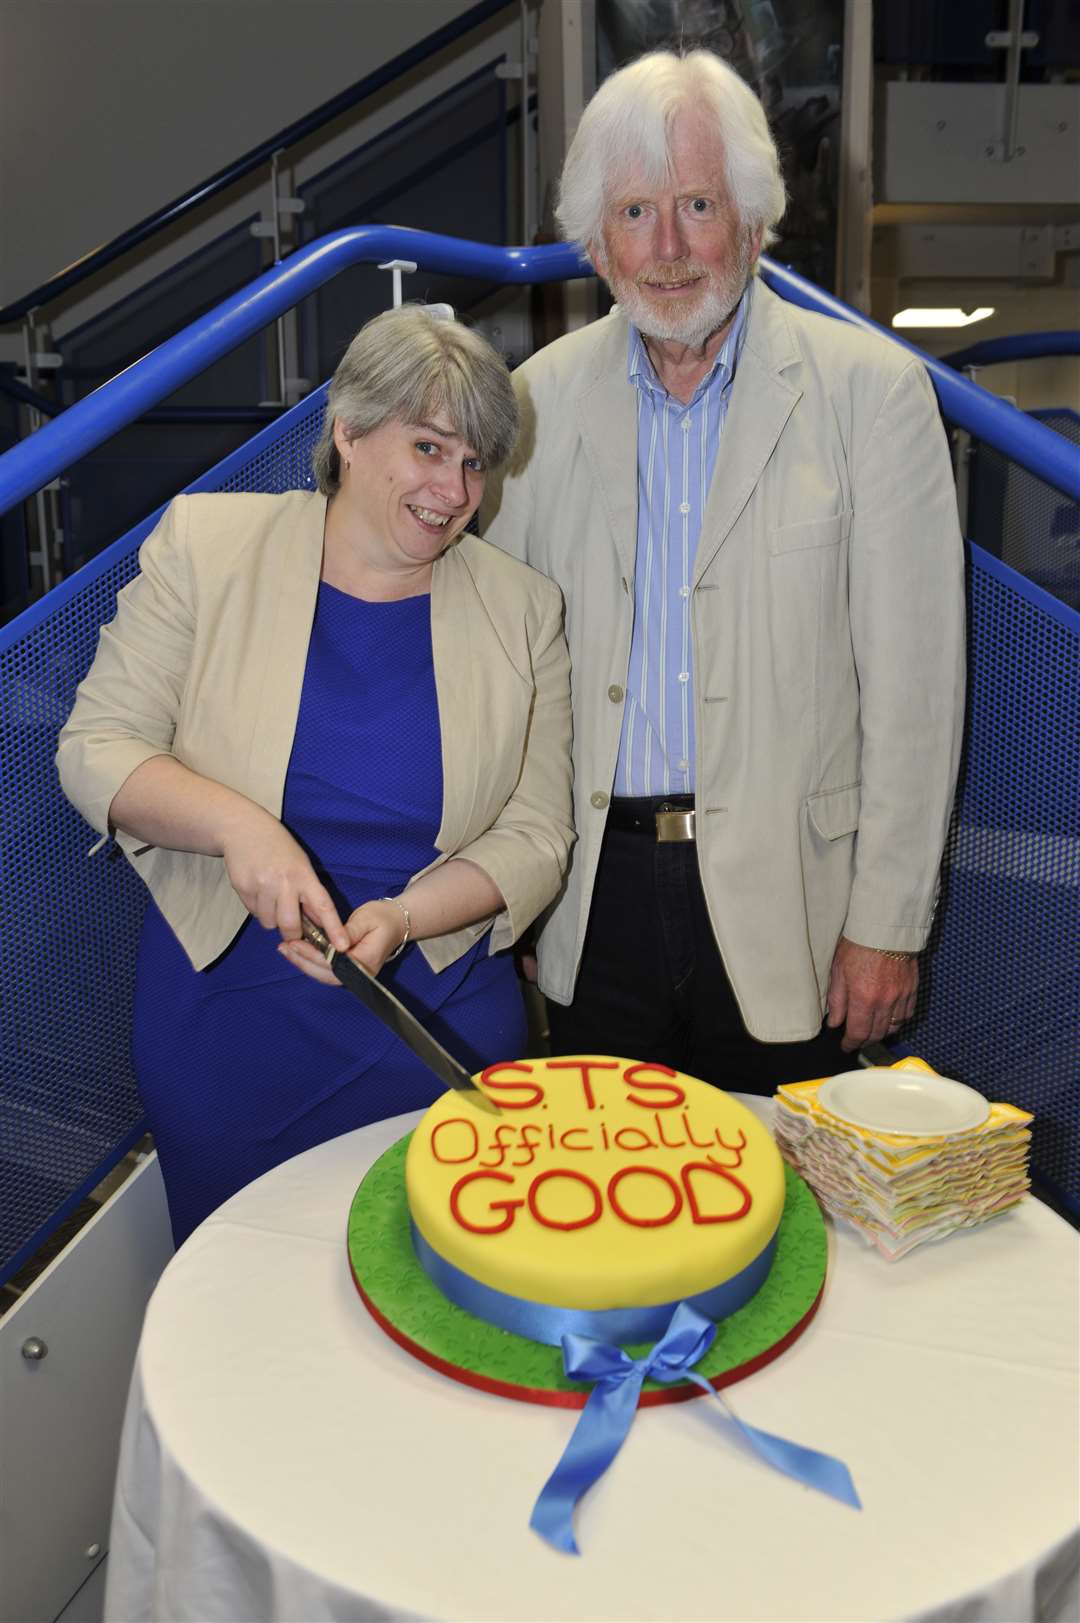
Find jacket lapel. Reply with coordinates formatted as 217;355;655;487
576;316;639;581
429;545;479;855
693;281;803;585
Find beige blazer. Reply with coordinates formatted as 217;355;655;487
56;490;574;972
482;278;965;1040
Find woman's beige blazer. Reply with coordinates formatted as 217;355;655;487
56;490;574;972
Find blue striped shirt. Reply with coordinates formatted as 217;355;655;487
614;292;749;798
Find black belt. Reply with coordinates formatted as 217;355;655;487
606;795;696;842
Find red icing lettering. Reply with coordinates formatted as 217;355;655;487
513;1123;544;1167
614;1126;657;1152
622;1063;686;1110
559;1127;594;1151
682;1111;716;1149
449;1169;524;1234
477;1123;516;1169
527;1168;603;1231
600;1121;610;1150
653;1111;687;1150
480;1062;545;1110
681;1161;752;1224
712;1128;747;1167
431;1117;479;1164
607;1165;684;1228
547;1058;619;1111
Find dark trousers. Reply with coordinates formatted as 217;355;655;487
547;814;849;1097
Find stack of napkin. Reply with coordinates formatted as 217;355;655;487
774;1060;1032;1260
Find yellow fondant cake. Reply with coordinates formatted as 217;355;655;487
405;1055;785;1314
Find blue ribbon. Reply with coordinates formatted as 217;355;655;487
530;1302;861;1555
410;1221;777;1348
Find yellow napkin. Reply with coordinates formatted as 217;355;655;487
774;1058;1032;1260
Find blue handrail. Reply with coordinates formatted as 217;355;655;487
1;231;1077;518
0;0;517;326
943;331;1080;370
0;230;586;516
758;263;1080;504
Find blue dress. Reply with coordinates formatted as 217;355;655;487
133;582;527;1244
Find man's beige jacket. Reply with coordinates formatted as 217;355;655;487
57;489;574;972
483;278;965;1040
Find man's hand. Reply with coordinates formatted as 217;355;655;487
825;936;918;1054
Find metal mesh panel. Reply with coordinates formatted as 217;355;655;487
0;387;327;1285
209;396;324;497
967;410;1080;614
906;546;1080;1211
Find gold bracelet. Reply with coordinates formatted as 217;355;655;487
380;895;411;960
868;946;916;961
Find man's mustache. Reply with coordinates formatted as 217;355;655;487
635;264;709;287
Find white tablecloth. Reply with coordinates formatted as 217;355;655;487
106;1101;1080;1623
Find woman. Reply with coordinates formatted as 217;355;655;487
57;305;574;1244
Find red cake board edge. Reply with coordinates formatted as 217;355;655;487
349;1254;824;1409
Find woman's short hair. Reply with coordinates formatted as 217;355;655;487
556;49;786;256
312;304;519;496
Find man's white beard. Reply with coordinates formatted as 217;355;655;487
608;232;755;350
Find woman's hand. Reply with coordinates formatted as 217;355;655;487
278;898;408;986
220;805;349;953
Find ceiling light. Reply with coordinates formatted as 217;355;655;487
891;307;995;330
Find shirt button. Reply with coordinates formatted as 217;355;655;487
679;502;690;514
681;416;691;430
679;585;690;598
607;684;624;703
678;671;689;683
677;758;689;771
590;790;609;810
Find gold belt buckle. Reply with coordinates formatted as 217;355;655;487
655;807;695;842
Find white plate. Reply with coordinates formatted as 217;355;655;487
817;1066;990;1136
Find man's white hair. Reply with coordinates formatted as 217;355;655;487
556;49;786;255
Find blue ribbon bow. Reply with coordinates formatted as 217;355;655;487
529;1302;861;1555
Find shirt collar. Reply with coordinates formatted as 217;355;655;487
627;284;751;405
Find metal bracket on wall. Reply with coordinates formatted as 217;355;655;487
984;1;1040;162
378;260;418;309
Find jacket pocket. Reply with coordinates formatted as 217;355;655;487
806;782;861;841
768;511;852;555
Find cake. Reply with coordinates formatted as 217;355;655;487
403;1055;786;1347
348;1057;850;1552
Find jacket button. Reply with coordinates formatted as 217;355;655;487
590;791;609;810
607;684;624;703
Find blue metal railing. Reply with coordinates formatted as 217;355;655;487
2;232;1077;522
0;232;588;518
943;331;1080;370
757;265;1080;504
0;0;518;327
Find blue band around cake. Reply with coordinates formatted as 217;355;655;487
408;1221;779;1349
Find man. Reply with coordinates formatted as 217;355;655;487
483;49;965;1092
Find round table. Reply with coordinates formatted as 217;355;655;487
105;1102;1080;1623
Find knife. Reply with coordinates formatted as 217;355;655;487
300;917;499;1115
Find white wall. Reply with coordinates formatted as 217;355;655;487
0;0;522;347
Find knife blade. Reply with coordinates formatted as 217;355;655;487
300;917;499;1115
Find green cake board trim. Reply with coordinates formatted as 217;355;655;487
347;1134;827;1408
